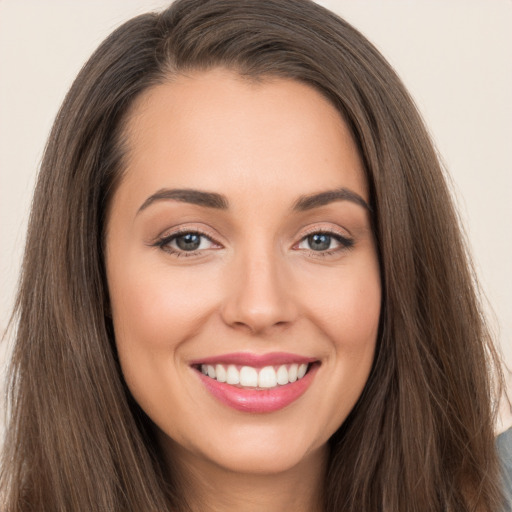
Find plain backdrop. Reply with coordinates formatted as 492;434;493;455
1;0;511;436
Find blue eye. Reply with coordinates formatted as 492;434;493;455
297;232;353;252
306;233;331;251
174;233;203;251
156;231;217;255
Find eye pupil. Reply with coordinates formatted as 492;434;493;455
308;233;331;251
176;233;201;251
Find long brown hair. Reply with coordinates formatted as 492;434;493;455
1;0;505;510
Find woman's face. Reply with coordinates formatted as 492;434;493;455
105;69;381;476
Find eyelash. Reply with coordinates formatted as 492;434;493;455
296;229;354;257
153;228;218;258
153;228;354;258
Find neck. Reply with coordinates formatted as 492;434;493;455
164;441;327;512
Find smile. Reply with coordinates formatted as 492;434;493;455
199;363;309;389
191;353;319;413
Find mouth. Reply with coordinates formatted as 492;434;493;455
190;353;320;413
195;362;311;389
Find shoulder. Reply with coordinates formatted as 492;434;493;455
497;427;512;510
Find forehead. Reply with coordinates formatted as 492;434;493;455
117;68;368;210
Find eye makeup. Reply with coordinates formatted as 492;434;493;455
151;226;355;259
151;228;222;257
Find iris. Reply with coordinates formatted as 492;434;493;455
176;233;202;251
307;233;331;251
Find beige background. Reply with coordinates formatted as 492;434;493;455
1;0;511;436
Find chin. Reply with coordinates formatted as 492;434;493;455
217;446;318;475
159;419;330;477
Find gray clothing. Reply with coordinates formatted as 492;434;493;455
498;427;512;511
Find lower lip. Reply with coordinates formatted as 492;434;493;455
196;364;318;413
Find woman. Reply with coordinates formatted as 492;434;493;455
1;0;509;510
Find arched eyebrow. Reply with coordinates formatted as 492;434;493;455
292;188;371;212
137;186;371;214
137;188;228;213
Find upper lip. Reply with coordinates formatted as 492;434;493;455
189;352;317;367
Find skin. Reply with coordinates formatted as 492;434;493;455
105;68;381;512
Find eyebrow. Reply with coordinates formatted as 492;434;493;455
137;186;371;214
137;188;228;213
292;188;371;212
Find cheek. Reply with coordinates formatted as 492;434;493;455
106;261;222;420
109;262;220;351
319;267;381;421
283;257;381;440
305;262;381;353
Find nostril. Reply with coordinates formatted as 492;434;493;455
230;319;292;335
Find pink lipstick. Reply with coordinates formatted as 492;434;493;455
191;352;319;413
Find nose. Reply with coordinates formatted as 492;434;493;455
220;246;298;335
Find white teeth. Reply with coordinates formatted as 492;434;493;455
288;364;298;383
240;366;258;387
276;365;289;385
258;366;277;388
200;362;311;389
226;365;240;385
215;364;227;383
